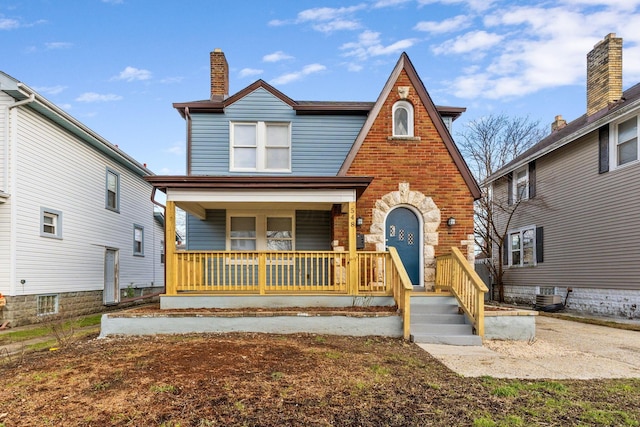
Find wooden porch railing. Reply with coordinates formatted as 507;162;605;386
386;247;413;340
435;247;488;337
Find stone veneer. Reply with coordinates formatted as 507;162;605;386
366;182;440;287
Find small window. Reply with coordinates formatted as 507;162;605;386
37;294;59;316
508;226;536;267
230;217;257;250
160;240;165;264
106;168;120;212
392;101;414;137
228;212;295;251
133;224;144;256
266;217;293;250
230;122;291;172
512;165;529;202
615;116;638;167
40;207;62;239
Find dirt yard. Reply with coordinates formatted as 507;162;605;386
0;331;639;426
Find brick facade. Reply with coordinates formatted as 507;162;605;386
586;33;622;116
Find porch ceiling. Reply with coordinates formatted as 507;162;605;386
177;201;336;219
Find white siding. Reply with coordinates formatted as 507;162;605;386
0;94;13;293
9;105;161;296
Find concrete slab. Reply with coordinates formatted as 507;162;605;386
419;316;640;379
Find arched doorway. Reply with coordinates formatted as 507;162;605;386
386;207;420;285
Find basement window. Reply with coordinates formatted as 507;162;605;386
37;294;59;316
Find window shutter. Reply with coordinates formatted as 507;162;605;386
535;226;544;263
507;173;513;205
528;161;536;199
502;238;509;266
599;125;609;174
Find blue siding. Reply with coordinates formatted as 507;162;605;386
189;87;365;176
186;210;225;250
295;210;331;250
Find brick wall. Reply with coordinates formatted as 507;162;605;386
339;69;475;256
587;33;623;116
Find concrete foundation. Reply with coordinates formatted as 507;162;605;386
160;295;396;310
484;308;537;340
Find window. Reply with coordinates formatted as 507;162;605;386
392;101;414;137
513;166;528;201
505;226;544;267
133;225;144;256
615;116;638;167
37;294;59;316
228;212;294;250
106;168;120;212
230;122;291;172
40;207;62;239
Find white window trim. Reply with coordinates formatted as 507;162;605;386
226;210;295;251
392;100;414;137
507;225;536;267
512;165;529;203
610;114;639;170
133;224;144;256
40;207;62;239
105;168;120;212
230;121;291;172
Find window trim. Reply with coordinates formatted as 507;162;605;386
511;165;529;203
392;100;414;137
507;225;536;267
226;210;295;251
610;114;639;170
133;224;144;256
105;168;121;213
229;121;291;173
40;207;63;239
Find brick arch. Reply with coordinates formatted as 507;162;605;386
367;182;441;287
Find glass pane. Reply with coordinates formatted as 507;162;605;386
230;217;256;238
618;138;638;165
231;239;256;250
394;108;408;135
107;172;117;192
108;191;117;209
134;228;142;242
523;229;534;266
43;216;54;225
510;234;521;250
234;147;256;168
266;147;289;169
618;117;637;143
234;124;256;146
266;124;289;146
267;217;292;238
267;240;292;250
43;224;55;234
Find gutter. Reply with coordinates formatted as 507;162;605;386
483;98;640;185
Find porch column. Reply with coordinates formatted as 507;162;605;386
348;201;358;294
165;200;177;295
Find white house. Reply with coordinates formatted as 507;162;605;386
0;71;164;326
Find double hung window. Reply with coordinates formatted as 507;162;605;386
40;207;62;239
133;224;144;256
228;212;294;250
106;168;120;212
230;122;291;172
508;226;535;267
615;116;638;167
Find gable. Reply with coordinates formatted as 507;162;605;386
224;87;295;119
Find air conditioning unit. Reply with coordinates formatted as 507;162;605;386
535;294;562;306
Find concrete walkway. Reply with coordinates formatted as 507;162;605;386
419;315;640;379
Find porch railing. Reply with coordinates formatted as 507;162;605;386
435;247;488;336
386;247;413;340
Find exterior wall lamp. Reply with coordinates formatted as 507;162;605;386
447;217;456;227
356;217;363;227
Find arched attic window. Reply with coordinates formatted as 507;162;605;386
392;100;414;137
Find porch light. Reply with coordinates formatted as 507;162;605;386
356;217;363;227
447;217;456;227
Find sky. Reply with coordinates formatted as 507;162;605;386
2;0;640;176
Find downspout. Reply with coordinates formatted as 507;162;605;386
150;187;167;294
5;93;36;296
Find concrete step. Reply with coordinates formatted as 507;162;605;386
411;303;460;314
411;333;482;346
411;323;473;335
410;313;466;324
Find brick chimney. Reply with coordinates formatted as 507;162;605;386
210;48;228;100
586;33;622;116
551;115;567;132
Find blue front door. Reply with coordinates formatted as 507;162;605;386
386;207;420;285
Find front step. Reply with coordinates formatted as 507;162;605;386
410;294;482;346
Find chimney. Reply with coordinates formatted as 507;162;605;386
586;33;623;116
210;48;228;100
551;115;567;132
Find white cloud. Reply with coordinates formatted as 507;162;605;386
272;5;365;33
75;92;123;102
347;62;363;72
414;15;472;34
433;30;504;56
271;63;327;85
373;0;412;8
165;144;185;156
45;42;72;50
313;19;361;33
341;30;418;60
263;51;293;62
0;17;20;30
112;66;152;82
297;5;366;22
33;85;67;95
417;0;497;12
159;76;184;84
239;68;263;78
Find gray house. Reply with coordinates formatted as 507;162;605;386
485;34;640;320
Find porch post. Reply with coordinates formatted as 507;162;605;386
165;200;177;295
348;201;358;295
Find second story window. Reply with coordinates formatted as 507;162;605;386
392;101;414;137
514;165;529;201
615;116;638;167
133;224;144;256
230;122;291;172
106;168;120;212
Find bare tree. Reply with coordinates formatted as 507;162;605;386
457;114;546;301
